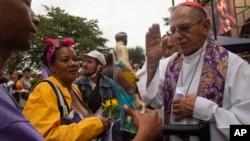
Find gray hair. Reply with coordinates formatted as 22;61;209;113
168;5;207;22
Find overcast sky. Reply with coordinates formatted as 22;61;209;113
32;0;183;48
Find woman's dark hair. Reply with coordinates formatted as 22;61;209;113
41;44;57;67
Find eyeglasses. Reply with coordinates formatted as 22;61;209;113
170;19;205;35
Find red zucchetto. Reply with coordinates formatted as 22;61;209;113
178;1;204;11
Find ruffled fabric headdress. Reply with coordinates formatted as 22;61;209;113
44;37;76;66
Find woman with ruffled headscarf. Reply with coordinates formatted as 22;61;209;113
23;37;111;141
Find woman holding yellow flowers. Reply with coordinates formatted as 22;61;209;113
23;38;111;141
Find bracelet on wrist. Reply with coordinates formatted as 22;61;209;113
147;66;158;72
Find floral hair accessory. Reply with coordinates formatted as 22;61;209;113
44;37;76;66
61;38;76;46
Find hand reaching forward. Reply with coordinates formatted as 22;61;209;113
146;23;163;68
124;105;163;141
173;94;197;121
100;117;111;133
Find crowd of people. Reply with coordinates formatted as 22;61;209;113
0;68;42;109
1;0;250;141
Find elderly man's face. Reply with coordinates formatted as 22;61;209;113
170;6;210;56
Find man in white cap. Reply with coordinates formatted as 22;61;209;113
75;50;115;115
74;50;122;140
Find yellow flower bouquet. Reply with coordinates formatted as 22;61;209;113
102;98;120;119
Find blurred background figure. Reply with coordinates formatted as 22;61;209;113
21;67;32;91
30;71;42;87
7;71;19;102
133;63;141;73
101;52;114;79
0;70;9;89
161;34;179;58
19;67;33;107
41;66;51;79
15;73;28;110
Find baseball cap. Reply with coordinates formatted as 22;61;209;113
83;50;106;66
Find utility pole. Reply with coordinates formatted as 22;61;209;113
210;0;217;40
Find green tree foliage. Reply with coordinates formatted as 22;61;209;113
4;6;108;72
163;17;172;35
127;46;145;66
